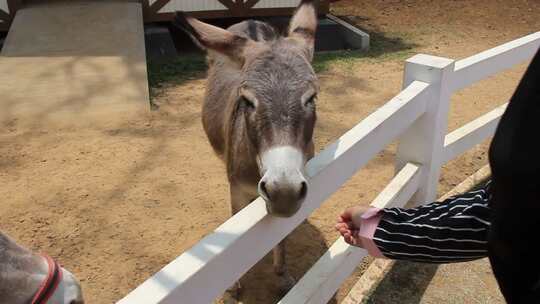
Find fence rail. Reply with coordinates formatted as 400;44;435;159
118;31;540;304
443;103;508;164
278;163;421;304
451;31;540;91
117;74;431;304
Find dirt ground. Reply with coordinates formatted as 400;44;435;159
1;1;539;303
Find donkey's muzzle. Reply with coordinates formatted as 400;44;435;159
258;169;308;217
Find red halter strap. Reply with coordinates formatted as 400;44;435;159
30;254;63;304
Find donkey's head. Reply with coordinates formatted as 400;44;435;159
176;1;319;217
0;233;84;304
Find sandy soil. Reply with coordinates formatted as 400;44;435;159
1;1;539;303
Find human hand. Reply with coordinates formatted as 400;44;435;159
335;206;368;247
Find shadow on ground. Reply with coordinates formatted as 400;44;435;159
146;16;417;97
239;220;337;304
365;262;439;304
313;15;417;73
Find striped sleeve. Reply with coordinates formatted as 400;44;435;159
373;181;492;263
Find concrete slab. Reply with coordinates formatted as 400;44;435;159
221;16;369;52
326;14;370;51
0;1;149;128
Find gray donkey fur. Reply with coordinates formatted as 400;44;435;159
174;1;319;302
0;232;84;304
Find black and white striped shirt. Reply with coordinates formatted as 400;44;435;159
373;181;492;263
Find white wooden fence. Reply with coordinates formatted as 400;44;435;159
118;31;540;304
148;0;301;13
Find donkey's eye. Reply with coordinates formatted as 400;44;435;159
304;94;317;107
241;96;256;110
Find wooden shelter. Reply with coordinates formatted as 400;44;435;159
142;0;330;21
1;0;331;31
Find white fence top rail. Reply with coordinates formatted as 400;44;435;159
280;33;539;304
279;163;421;304
443;103;508;163
117;81;430;304
118;32;540;304
451;31;540;91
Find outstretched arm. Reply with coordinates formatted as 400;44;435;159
337;182;492;263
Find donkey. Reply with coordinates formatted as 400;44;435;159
174;0;319;301
488;47;540;303
0;231;84;304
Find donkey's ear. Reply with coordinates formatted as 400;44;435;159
173;12;255;64
288;0;318;61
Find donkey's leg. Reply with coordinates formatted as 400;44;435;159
273;238;296;295
223;184;254;304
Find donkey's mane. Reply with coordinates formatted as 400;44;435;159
229;19;279;42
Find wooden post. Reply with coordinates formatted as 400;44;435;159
395;54;455;205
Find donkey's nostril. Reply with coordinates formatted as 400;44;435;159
299;181;308;200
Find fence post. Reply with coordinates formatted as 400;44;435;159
395;54;455;205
